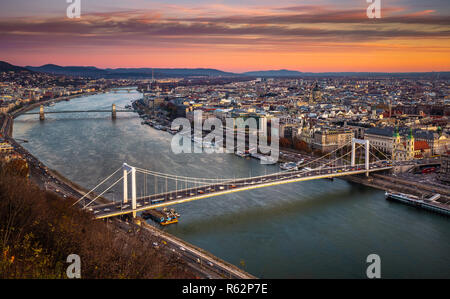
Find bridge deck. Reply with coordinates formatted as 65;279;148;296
91;164;394;219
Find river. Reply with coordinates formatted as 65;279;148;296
13;90;450;278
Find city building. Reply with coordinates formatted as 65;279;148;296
311;127;353;153
364;127;395;154
392;128;415;161
439;154;450;185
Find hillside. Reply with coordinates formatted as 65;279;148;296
0;61;31;73
25;64;236;78
0;164;196;279
25;64;108;77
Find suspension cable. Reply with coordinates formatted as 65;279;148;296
73;166;123;206
83;171;130;208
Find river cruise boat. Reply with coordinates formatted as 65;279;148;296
385;192;449;216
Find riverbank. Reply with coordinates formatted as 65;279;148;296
136;218;256;278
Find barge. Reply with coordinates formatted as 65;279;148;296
142;208;180;225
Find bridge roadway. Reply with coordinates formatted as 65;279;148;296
91;161;401;219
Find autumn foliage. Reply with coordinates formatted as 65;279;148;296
0;166;195;279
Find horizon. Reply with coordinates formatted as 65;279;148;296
1;0;449;72
11;61;450;74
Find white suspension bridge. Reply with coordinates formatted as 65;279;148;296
74;138;416;220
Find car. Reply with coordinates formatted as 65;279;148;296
179;246;186;251
207;261;214;267
152;242;158;247
177;195;182;199
104;208;111;212
219;186;225;190
198;190;205;194
230;185;236;188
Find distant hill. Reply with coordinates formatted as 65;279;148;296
107;68;236;77
1;61;448;79
25;64;236;78
242;69;304;77
26;64;108;77
0;61;31;73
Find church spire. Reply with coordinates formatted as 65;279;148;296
408;128;414;140
393;126;400;138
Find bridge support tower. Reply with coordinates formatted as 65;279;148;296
123;163;137;218
112;104;116;120
39;105;45;121
351;138;370;176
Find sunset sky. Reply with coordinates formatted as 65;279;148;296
1;0;449;72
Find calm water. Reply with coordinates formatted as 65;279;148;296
13;90;450;278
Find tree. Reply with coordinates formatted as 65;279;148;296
279;137;292;148
293;138;311;153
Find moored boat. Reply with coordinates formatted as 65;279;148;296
142;208;180;225
385;191;449;216
280;162;298;170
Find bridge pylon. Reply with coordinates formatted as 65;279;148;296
123;163;137;218
112;104;116;120
351;138;370;176
39;105;45;121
